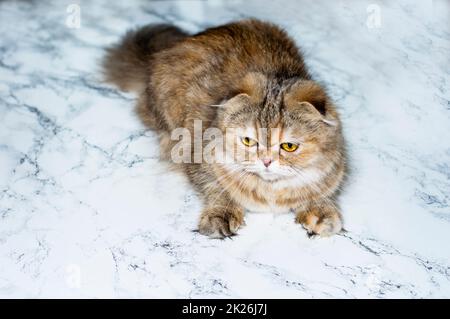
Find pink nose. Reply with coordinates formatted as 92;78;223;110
262;158;272;168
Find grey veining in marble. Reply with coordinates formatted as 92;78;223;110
0;0;449;298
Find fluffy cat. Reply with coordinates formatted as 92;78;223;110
102;19;346;238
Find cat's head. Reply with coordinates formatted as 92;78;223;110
215;72;343;184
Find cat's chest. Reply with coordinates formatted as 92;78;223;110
230;182;302;213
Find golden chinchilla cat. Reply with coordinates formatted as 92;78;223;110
102;19;346;238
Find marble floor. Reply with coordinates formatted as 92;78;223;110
0;0;449;298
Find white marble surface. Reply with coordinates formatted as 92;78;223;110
1;0;450;298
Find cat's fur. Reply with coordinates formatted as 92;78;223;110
102;19;346;238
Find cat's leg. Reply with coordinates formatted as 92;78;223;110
198;194;245;238
295;199;343;237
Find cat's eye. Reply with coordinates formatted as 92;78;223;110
241;137;257;147
280;142;299;152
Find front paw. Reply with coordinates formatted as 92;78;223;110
198;207;244;239
295;206;343;237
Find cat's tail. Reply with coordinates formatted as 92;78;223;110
102;24;188;93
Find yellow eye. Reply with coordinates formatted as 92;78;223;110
241;137;257;147
280;142;298;152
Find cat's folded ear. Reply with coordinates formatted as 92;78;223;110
214;93;250;110
285;80;338;127
211;72;266;109
239;72;267;99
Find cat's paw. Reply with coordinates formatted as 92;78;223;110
198;207;244;239
295;206;342;237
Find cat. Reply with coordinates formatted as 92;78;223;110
102;19;346;238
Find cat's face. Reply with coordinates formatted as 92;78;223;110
216;74;342;185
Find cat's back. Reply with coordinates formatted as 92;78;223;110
191;19;307;76
157;19;309;78
149;19;310;129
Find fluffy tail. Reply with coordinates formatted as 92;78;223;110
102;24;188;93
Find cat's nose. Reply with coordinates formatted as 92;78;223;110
262;158;272;168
